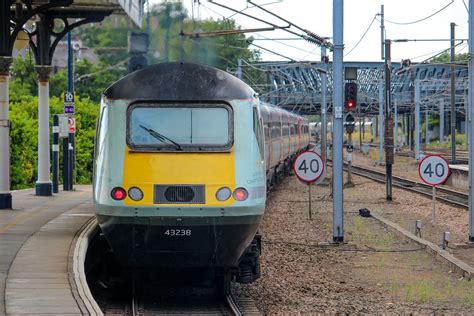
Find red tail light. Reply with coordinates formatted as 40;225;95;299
111;187;126;200
233;187;249;201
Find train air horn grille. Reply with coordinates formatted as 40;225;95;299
154;185;205;204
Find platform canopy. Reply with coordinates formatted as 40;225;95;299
30;0;144;26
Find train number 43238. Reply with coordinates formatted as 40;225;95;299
164;229;192;236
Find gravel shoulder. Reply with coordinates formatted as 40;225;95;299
233;158;474;313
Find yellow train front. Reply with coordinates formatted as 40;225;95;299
93;62;309;287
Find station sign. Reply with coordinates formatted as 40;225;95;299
58;114;69;138
293;151;325;183
418;155;450;186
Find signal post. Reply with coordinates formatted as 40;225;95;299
344;81;357;187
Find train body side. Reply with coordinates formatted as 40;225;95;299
259;102;310;186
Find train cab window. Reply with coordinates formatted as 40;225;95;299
95;106;108;159
127;103;233;151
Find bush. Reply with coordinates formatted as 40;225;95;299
9;96;99;189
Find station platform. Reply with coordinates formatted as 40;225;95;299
446;164;469;190
0;186;95;315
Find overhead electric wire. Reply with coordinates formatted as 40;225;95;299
226;0;282;20
200;2;321;61
250;32;321;57
378;0;454;25
208;1;297;36
249;41;296;61
345;15;377;57
247;0;332;48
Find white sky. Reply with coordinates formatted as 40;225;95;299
150;0;469;63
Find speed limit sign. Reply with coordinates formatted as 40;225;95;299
418;155;450;186
293;151;325;183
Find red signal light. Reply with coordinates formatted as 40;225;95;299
344;82;358;110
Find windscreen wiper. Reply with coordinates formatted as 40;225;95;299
139;125;182;150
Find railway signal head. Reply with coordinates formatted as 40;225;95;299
344;82;358;111
344;113;355;134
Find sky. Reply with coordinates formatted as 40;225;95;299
149;0;469;63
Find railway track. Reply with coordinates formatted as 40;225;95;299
396;148;468;164
127;293;256;315
347;164;468;209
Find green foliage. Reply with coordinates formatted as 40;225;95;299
7;2;261;188
9;52;37;100
429;52;469;64
75;2;261;82
10;54;123;102
9;96;99;189
74;58;124;102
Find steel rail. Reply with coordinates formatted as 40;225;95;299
226;295;243;316
347;164;468;209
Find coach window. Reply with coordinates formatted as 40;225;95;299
127;103;233;151
253;107;264;159
290;124;296;136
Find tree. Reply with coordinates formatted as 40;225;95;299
428;52;468;64
75;2;261;77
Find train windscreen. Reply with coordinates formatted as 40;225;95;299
127;103;233;151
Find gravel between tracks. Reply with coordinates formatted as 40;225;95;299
233;163;474;314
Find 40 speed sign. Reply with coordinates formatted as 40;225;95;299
418;155;450;186
293;151;325;183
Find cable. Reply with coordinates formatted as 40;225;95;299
249;41;296;61
200;2;321;61
345;15;377;57
76;58;128;81
250;32;321;57
462;0;469;12
379;0;454;25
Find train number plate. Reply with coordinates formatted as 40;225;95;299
164;229;192;236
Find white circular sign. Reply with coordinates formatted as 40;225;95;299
418;155;450;186
67;117;76;134
65;91;74;103
293;151;324;183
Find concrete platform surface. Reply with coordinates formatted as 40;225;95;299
0;186;94;316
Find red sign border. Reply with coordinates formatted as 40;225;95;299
293;150;325;183
418;154;451;186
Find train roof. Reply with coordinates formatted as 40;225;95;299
104;62;255;101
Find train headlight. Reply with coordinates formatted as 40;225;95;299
128;187;144;201
111;187;126;200
233;187;249;201
216;187;232;201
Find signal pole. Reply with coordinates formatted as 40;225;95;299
450;22;456;163
332;0;344;242
384;39;393;201
380;5;385;60
321;46;328;164
468;0;474;242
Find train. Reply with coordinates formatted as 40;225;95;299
93;62;309;293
